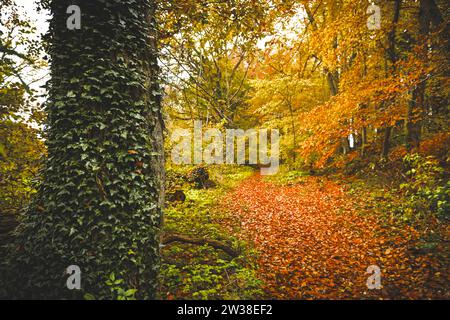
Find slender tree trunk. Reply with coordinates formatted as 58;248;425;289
341;137;350;155
406;0;440;151
361;126;367;157
381;0;401;160
326;68;350;155
2;0;164;299
406;85;424;151
287;101;297;163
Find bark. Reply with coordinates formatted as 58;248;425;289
382;126;392;160
406;84;424;151
406;0;443;151
287;100;297;163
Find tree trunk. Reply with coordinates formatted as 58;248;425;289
406;85;424;151
287;101;297;163
406;0;441;151
326;68;350;155
381;126;392;160
1;0;164;299
361;126;367;156
341;137;351;155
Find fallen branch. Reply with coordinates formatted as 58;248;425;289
161;233;239;258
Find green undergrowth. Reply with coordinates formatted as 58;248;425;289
160;164;263;299
339;154;449;261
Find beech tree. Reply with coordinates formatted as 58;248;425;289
1;0;164;299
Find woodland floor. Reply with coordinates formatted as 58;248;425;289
221;173;448;299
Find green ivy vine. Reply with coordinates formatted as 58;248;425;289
1;0;164;299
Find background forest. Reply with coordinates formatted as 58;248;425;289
0;0;448;300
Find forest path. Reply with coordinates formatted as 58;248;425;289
221;173;445;299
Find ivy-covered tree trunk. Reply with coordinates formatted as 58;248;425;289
381;0;401;160
1;0;164;299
